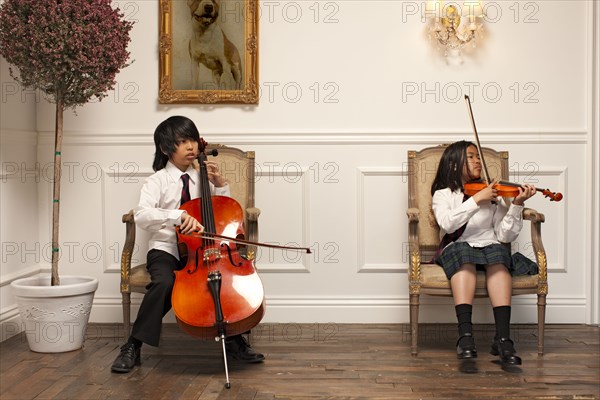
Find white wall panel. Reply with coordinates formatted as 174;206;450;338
357;167;407;273
101;168;154;272
255;167;311;272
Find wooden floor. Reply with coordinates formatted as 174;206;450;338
0;323;598;399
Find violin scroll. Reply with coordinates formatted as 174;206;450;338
540;189;563;202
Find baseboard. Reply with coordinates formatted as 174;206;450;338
84;295;589;325
0;305;22;342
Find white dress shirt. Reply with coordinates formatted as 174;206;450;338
432;188;524;249
134;161;230;259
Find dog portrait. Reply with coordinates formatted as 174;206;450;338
159;0;258;104
187;0;242;90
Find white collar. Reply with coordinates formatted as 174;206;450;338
165;161;197;184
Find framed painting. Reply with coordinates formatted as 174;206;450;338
159;0;259;104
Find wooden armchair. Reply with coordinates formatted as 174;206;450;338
119;144;260;337
406;145;548;356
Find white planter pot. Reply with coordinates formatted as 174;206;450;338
11;275;99;353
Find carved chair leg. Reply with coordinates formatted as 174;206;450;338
410;293;420;356
122;292;131;340
537;293;546;356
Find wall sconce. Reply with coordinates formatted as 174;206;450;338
426;1;484;56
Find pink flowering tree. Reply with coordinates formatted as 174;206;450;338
0;0;133;285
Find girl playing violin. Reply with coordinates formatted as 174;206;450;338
431;140;536;366
112;116;264;373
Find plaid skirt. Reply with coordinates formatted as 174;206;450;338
434;242;512;280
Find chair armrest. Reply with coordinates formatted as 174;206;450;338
246;207;260;241
406;208;422;292
406;208;420;250
244;207;260;260
523;207;548;293
120;210;136;293
407;208;419;223
247;207;260;222
523;207;545;223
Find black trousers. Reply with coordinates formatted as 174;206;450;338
131;249;180;347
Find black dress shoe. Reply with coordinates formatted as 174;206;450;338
490;337;522;365
111;343;141;373
456;333;478;359
225;335;265;363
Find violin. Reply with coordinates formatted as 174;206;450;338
464;180;563;202
463;95;563;203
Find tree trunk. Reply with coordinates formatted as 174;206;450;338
51;96;64;286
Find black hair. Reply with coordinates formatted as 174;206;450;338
431;140;476;196
152;116;201;171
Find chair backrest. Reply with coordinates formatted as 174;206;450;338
407;145;509;259
202;144;256;220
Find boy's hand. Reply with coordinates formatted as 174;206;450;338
204;160;228;188
179;212;204;235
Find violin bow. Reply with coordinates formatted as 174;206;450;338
464;95;492;185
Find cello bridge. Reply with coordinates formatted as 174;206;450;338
203;248;222;263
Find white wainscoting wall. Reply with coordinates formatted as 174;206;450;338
1;0;598;342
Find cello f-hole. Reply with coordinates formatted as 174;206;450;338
221;243;243;267
188;246;202;274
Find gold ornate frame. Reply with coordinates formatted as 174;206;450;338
159;0;259;104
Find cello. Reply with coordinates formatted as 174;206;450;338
172;140;310;388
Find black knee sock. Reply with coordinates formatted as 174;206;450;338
493;305;511;339
455;303;473;337
128;336;142;349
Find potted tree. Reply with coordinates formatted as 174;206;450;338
0;0;133;352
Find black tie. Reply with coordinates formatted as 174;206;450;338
180;173;191;205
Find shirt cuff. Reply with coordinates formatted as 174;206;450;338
170;209;186;226
464;196;479;210
214;183;230;196
507;203;524;218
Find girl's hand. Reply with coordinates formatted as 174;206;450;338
472;179;498;204
204;160;228;188
179;212;204;235
513;183;536;206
